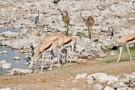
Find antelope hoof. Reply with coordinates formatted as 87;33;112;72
48;68;53;70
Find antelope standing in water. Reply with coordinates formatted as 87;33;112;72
27;33;66;70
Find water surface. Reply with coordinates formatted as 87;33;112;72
0;28;27;74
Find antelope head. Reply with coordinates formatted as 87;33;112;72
25;56;35;69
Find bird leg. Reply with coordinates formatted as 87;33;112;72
117;45;123;63
126;44;132;61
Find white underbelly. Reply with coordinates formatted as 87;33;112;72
128;40;135;44
46;46;53;52
63;42;72;48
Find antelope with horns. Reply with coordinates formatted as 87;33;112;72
80;13;94;39
27;33;66;70
111;33;135;62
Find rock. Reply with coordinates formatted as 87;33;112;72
110;51;117;56
129;78;135;87
0;87;11;90
13;56;20;60
1;31;19;38
9;68;33;75
0;60;6;67
75;73;88;80
112;82;127;89
94;83;103;90
76;45;85;54
89;73;118;84
0;51;8;54
117;87;129;90
87;78;93;84
96;58;103;61
2;63;12;69
0;36;5;41
104;86;114;90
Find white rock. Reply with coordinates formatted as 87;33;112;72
112;82;127;89
0;51;8;54
2;63;12;69
0;36;5;41
110;51;117;56
89;73;118;84
87;79;93;84
104;86;114;90
117;87;128;90
76;45;85;53
94;83;103;90
9;68;33;75
0;87;11;90
1;31;19;38
75;73;88;80
0;60;6;68
13;57;20;60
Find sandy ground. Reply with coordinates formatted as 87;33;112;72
0;59;135;90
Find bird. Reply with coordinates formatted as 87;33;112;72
35;10;40;24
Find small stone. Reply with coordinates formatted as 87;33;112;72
2;63;12;69
0;51;7;54
75;73;88;80
0;87;11;90
13;57;20;60
94;83;103;90
104;86;114;90
96;58;103;61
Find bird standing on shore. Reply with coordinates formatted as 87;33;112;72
35;10;40;24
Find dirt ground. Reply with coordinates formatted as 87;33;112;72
0;59;135;90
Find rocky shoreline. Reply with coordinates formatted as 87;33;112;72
0;0;135;59
0;0;135;89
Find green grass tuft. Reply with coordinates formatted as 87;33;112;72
94;39;99;42
76;32;86;38
98;46;135;65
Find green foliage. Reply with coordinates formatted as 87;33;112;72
98;46;135;65
94;39;99;42
0;73;4;76
97;58;117;65
13;73;25;76
68;33;73;37
76;32;86;38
